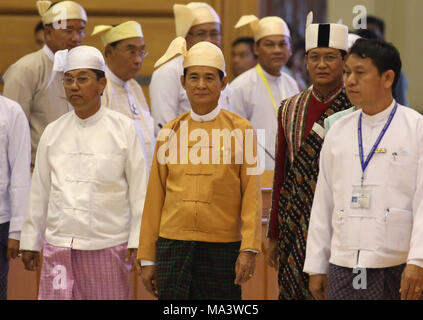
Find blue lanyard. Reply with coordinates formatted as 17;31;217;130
358;103;398;185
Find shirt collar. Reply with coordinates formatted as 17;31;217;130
42;45;55;62
312;83;344;103
74;106;105;126
105;66;129;89
259;64;281;81
361;99;396;124
190;105;221;122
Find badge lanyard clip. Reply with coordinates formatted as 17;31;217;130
358;103;398;187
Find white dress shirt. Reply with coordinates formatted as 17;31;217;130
20;106;147;252
230;65;300;170
149;55;233;135
102;67;155;173
0;96;31;240
304;101;423;274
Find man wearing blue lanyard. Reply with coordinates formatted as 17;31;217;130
230;15;300;170
304;38;423;300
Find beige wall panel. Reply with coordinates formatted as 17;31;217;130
215;0;259;80
0;0;191;15
328;0;423;112
0;15;43;74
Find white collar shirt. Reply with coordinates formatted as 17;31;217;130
0;96;31;240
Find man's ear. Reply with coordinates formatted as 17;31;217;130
383;70;395;90
44;25;52;41
98;77;107;95
305;54;310;72
220;76;228;91
104;44;112;58
253;42;260;57
180;75;186;90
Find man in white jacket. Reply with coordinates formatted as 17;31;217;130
20;46;147;300
0;96;31;300
304;38;423;300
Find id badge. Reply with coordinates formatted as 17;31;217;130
351;186;372;209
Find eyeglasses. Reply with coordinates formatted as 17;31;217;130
308;54;342;64
59;28;86;37
62;76;96;87
187;30;221;40
115;47;149;59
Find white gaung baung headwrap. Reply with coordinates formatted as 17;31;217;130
48;45;105;87
348;33;362;50
305;11;349;52
91;21;144;47
173;2;221;38
235;15;290;42
36;0;87;26
154;37;225;73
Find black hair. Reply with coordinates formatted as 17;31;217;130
34;21;44;33
232;36;254;48
349;38;401;94
183;68;225;80
355;29;380;40
366;16;385;37
232;37;257;59
90;69;106;80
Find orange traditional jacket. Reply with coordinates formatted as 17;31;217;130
137;109;262;261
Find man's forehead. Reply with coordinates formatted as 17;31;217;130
65;69;93;76
233;43;252;51
187;66;219;75
346;54;372;68
308;47;339;55
119;37;145;47
189;22;221;32
260;35;290;43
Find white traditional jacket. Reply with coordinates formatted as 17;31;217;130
304;101;423;274
20;107;147;252
230;65;299;170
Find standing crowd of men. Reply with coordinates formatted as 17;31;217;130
0;0;422;301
